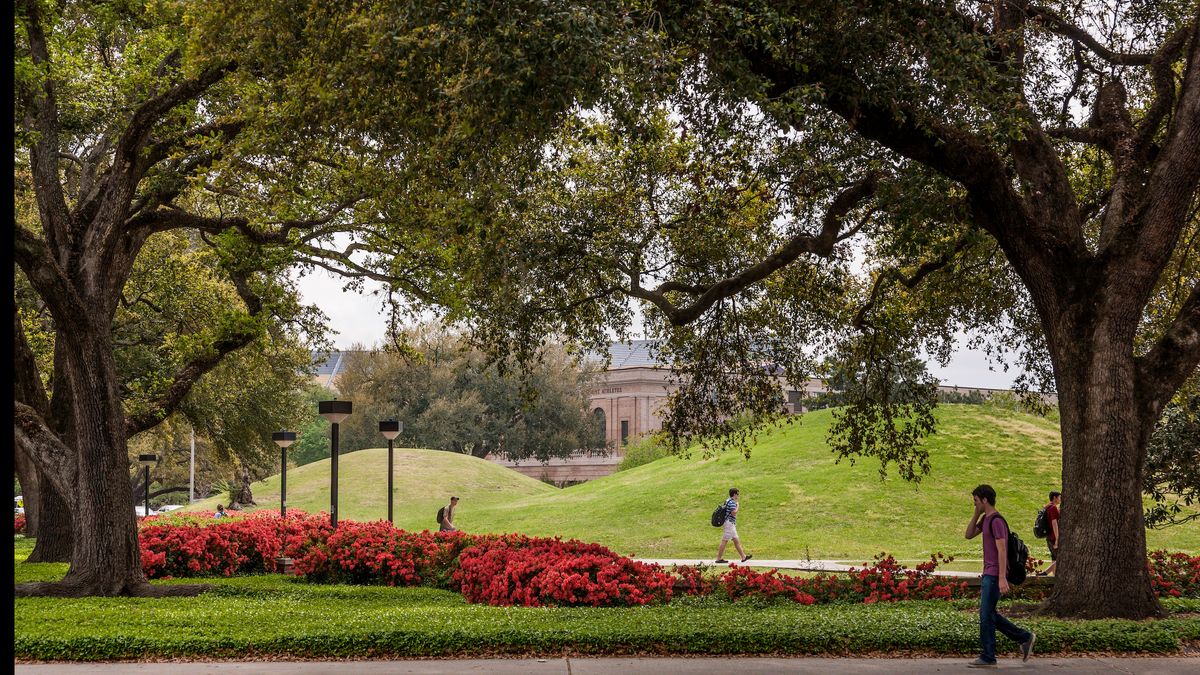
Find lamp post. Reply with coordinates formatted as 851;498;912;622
318;399;352;528
137;453;159;518
272;430;297;519
378;420;402;524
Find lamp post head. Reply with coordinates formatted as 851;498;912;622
379;419;402;440
137;453;159;467
272;430;297;448
318;399;353;424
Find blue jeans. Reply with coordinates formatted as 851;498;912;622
979;574;1032;663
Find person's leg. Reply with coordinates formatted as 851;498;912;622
978;575;999;663
995;611;1032;647
732;536;746;559
1045;543;1057;576
717;538;728;560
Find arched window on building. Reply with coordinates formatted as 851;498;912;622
592;408;607;445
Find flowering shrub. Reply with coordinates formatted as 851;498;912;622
139;511;331;578
455;535;674;607
1148;550;1200;599
719;566;817;604
15;514;27;535
132;512;1197;607
675;553;970;606
293;522;473;588
672;563;716;596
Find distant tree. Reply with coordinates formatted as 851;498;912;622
1144;396;1200;529
333;327;605;462
289;384;338;467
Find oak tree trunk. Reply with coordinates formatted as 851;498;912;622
16;326;205;597
14;443;41;536
1044;318;1161;619
26;478;73;563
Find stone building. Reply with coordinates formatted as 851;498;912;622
585;340;830;449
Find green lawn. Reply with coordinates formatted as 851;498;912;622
188;405;1200;560
12;539;1199;661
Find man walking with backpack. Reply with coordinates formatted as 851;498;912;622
1039;491;1061;576
965;484;1035;668
715;488;752;564
437;496;459;532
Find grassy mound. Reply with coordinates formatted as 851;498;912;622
186;446;556;532
192;405;1200;559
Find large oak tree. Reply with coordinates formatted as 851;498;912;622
415;1;1200;620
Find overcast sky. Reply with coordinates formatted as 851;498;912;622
297;269;1021;390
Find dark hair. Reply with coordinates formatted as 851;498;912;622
1049;491;1061;501
729;487;739;497
971;484;996;506
450;496;459;501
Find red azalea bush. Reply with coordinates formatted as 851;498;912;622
455;535;674;607
293;522;473;588
15;514;27;535
139;511;331;578
675;553;971;606
1148;550;1200;599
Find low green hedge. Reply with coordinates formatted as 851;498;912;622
14;571;1200;661
15;537;1200;662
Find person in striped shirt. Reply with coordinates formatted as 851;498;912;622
715;487;752;564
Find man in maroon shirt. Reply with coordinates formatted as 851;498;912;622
965;484;1035;668
1042;491;1062;576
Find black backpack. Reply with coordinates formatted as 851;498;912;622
436;506;446;526
710;502;728;527
994;514;1028;585
1033;507;1050;539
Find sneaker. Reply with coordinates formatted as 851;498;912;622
714;559;729;564
1022;632;1036;662
741;554;753;563
966;658;997;668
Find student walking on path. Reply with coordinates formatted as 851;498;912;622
715;488;752;564
965;484;1035;668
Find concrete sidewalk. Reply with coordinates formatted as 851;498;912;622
635;558;983;578
15;657;1198;674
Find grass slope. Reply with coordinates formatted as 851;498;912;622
195;405;1200;559
187;447;556;532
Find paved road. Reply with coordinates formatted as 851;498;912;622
15;658;1198;674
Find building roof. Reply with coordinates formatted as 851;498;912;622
603;339;668;369
310;350;360;389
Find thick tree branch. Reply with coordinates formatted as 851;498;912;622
14;226;91;324
1119;23;1200;295
627;175;879;326
1024;4;1158;66
18;0;73;254
124;272;263;436
14;401;78;509
852;235;975;331
1135;25;1194;159
1137;283;1200;420
110;59;236;202
14;307;51;418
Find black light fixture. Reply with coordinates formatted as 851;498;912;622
272;430;297;519
137;453;159;518
379;419;402;524
318;399;353;527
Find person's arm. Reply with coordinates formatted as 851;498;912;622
965;505;984;539
1051;517;1059;548
996;532;1010;594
